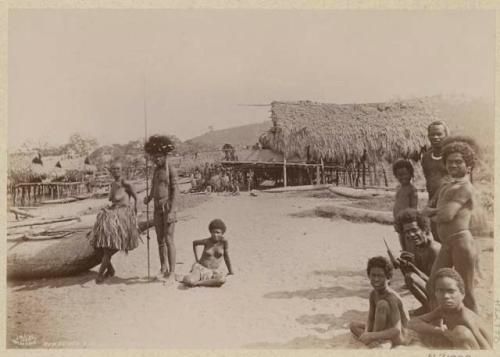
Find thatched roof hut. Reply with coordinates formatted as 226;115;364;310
8;153;96;184
259;99;447;164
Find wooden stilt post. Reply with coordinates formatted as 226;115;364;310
283;157;287;187
362;160;366;187
320;157;325;184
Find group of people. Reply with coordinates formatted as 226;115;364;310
89;135;233;286
189;163;243;194
349;121;492;349
87;124;491;350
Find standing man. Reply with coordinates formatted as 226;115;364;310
144;135;178;282
421;121;449;242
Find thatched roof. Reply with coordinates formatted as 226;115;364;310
8;153;96;184
42;156;97;173
260;98;450;163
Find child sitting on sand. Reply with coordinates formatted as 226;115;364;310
89;160;140;284
408;268;491;349
182;219;234;287
392;159;419;252
349;256;409;348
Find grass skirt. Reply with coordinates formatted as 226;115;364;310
89;205;140;252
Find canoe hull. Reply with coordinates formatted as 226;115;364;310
7;230;103;280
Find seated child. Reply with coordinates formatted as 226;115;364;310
349;256;409;348
392;159;419;252
408;268;492;349
394;208;441;316
182;219;234;287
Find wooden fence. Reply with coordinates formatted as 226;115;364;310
9;182;93;206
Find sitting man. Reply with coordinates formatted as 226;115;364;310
394;208;441;316
408;268;491;349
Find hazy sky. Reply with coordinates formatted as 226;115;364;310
8;9;495;149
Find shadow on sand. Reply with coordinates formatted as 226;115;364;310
8;271;100;291
8;272;167;291
311;269;366;278
263;285;371;300
244;310;409;349
295;309;367;333
289;209;323;218
244;331;365;349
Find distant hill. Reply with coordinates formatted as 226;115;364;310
185;121;271;149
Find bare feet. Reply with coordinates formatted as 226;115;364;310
155;269;168;281
104;265;115;278
163;273;175;285
95;274;105;284
368;340;392;349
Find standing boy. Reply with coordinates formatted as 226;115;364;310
144;135;178;282
392;159;419;251
421;120;449;242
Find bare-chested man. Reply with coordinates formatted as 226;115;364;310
394;208;441;316
422;136;479;313
144;135;178;282
409;268;491;349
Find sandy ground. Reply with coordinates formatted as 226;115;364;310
6;190;494;349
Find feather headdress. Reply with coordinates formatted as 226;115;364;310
144;135;175;156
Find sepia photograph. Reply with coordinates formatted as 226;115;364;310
4;5;497;351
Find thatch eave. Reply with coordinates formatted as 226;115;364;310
260;99;437;163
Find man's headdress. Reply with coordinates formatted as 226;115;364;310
144;135;175;156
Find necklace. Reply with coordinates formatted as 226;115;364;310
431;152;442;160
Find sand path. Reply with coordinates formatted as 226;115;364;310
7;191;493;349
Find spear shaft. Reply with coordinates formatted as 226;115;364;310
143;73;150;280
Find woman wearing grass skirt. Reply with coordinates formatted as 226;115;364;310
90;160;140;284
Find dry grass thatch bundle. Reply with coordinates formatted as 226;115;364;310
8;153;97;184
260;97;490;164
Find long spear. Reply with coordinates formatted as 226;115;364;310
143;73;150;280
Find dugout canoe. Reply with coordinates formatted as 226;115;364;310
41;197;78;205
73;193;93;200
7;215;154;280
7;226;102;280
